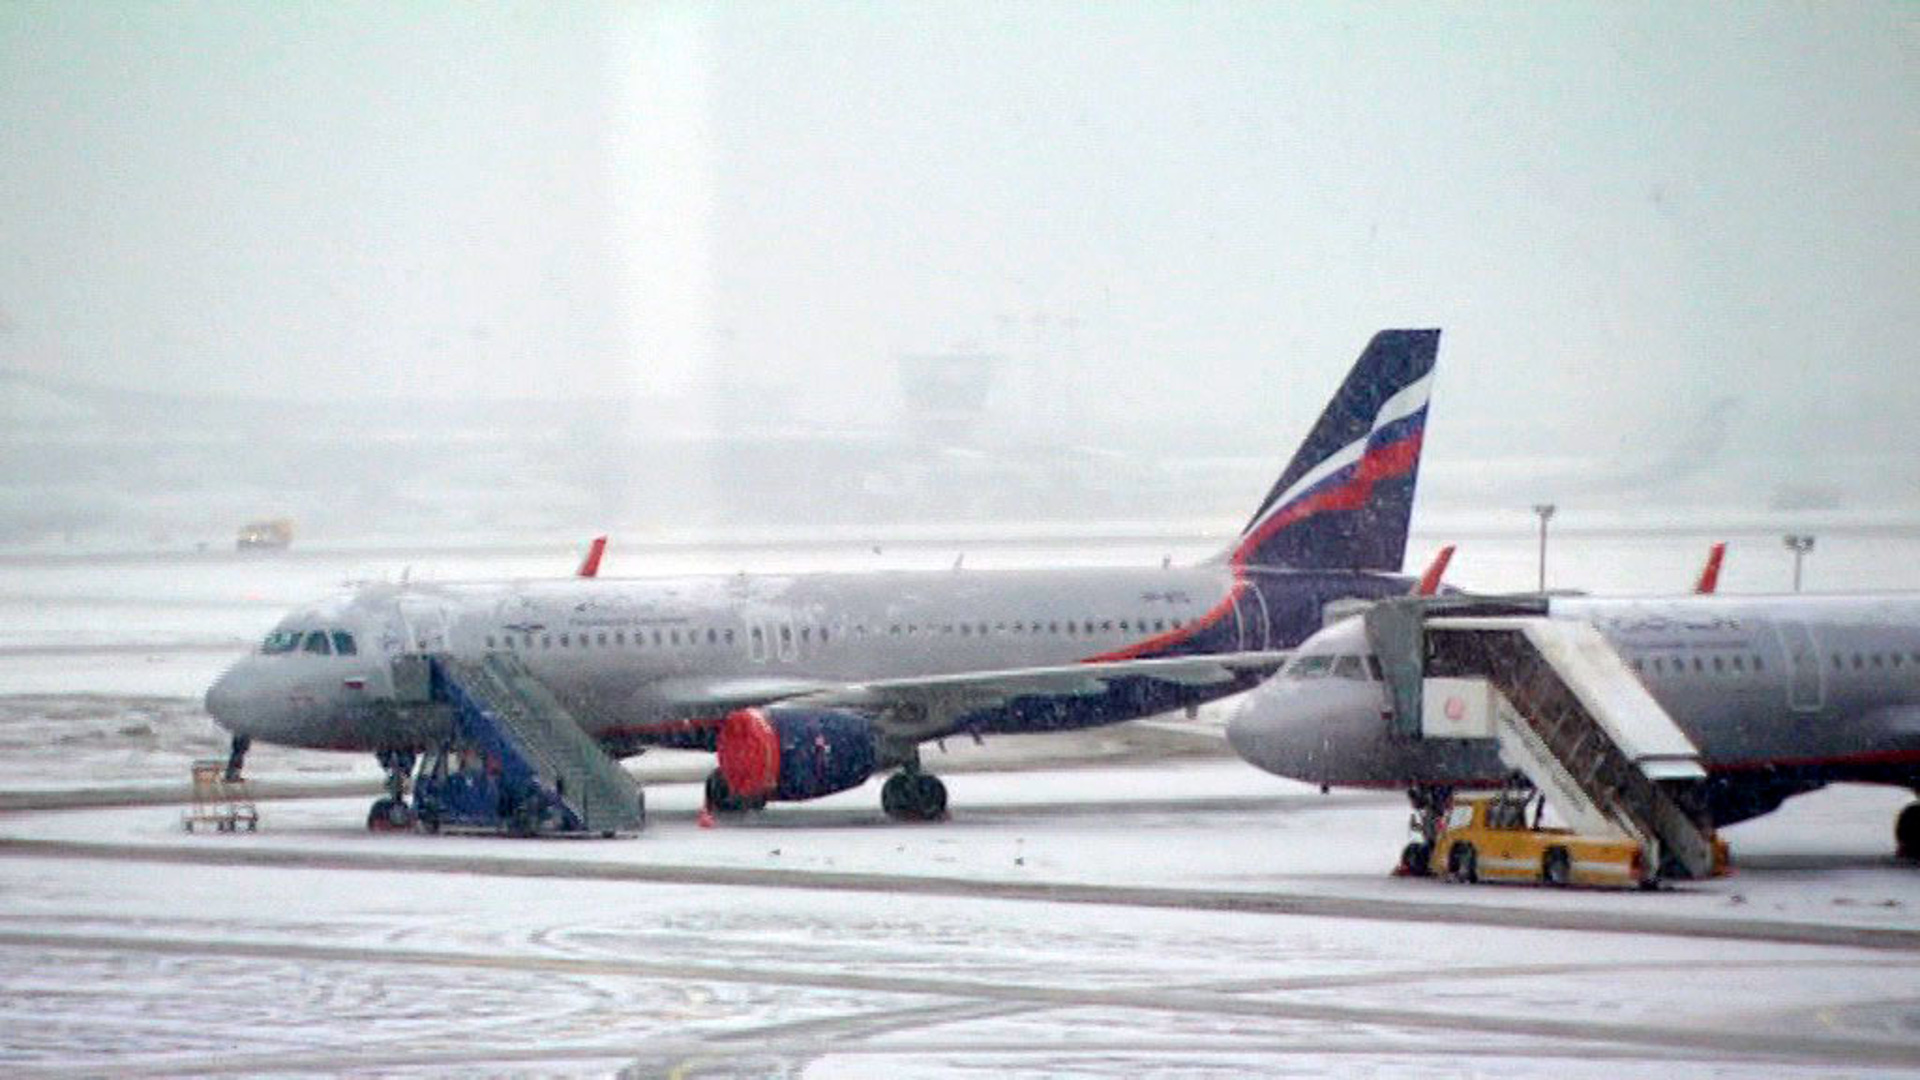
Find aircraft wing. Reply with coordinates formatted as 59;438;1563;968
782;650;1290;742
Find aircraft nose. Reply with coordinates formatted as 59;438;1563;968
1225;684;1293;766
1227;679;1370;783
204;664;247;733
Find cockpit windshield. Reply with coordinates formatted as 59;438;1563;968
261;628;358;656
261;630;303;654
1285;653;1380;681
1288;655;1334;679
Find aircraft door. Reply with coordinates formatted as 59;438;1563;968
397;596;450;653
1772;619;1825;712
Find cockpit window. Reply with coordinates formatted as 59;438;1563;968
331;631;357;656
1332;655;1367;680
303;631;332;656
1290;655;1333;679
261;630;302;654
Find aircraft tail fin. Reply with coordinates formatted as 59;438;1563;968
1230;329;1439;571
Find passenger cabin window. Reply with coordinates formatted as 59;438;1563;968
303;631;331;656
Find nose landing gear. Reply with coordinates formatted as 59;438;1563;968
367;749;419;831
223;735;250;782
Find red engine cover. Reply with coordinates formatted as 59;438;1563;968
718;708;780;799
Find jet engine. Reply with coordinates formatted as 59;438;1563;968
717;705;879;802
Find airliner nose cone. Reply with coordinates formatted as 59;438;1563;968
1224;691;1276;762
204;669;239;730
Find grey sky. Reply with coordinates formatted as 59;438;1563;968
2;2;1914;486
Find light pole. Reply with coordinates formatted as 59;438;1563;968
1532;503;1556;592
1783;534;1815;592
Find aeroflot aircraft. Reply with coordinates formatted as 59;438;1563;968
206;329;1439;825
1226;594;1920;854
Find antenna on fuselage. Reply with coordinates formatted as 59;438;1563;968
953;553;964;571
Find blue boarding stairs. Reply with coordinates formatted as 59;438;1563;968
412;653;646;836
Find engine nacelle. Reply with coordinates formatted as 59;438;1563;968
717;706;878;803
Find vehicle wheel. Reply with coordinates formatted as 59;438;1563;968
1897;803;1920;859
419;809;441;835
1448;843;1478;883
1400;841;1431;876
1543;846;1570;886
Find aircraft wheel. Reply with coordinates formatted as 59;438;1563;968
913;773;949;819
367;797;414;832
1400;841;1431;876
1897;803;1920;860
881;773;909;818
705;769;765;814
883;772;947;821
1543;847;1571;886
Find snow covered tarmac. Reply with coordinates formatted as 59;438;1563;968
2;763;1918;1077
2;535;1919;1075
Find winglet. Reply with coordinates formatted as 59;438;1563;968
1413;544;1455;596
1694;542;1725;594
577;535;608;579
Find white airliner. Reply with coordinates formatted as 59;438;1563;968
1226;590;1920;856
205;329;1440;827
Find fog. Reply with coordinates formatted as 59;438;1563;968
2;3;1915;548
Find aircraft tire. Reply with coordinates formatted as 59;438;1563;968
705;769;761;814
881;772;947;822
367;797;410;832
1400;841;1430;876
1897;803;1920;860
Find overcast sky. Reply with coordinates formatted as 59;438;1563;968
2;2;1915;477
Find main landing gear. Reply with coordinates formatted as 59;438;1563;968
881;767;948;822
1898;800;1920;860
367;749;418;831
703;768;767;815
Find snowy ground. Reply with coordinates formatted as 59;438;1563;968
0;534;1918;1076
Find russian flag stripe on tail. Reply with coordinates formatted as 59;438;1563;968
1231;329;1439;571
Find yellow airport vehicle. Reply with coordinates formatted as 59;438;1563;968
1426;790;1658;888
236;518;294;551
